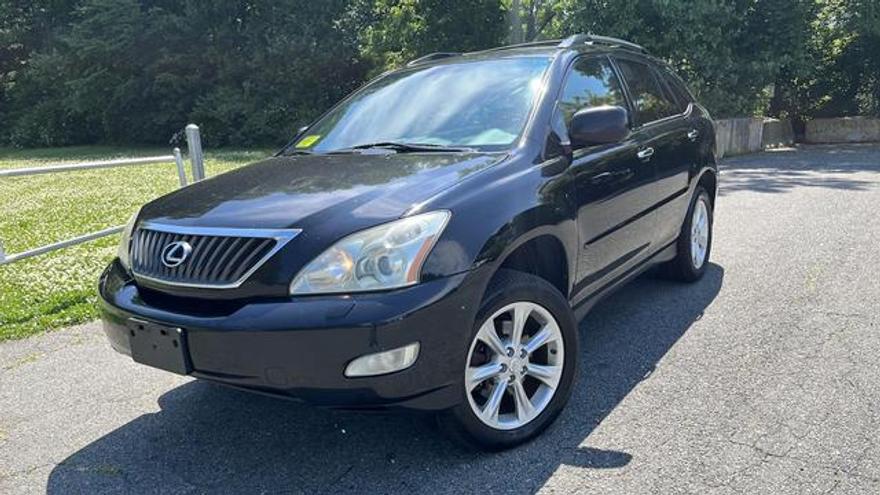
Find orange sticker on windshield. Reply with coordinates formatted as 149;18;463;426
296;135;321;148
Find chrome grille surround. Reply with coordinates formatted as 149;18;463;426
130;222;301;289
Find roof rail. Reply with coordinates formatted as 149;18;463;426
559;34;647;53
406;52;460;67
486;39;561;52
558;34;589;48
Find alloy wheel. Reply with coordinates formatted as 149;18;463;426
691;197;710;269
465;301;564;430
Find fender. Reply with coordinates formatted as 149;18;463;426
420;144;579;298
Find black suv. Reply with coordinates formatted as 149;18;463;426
100;35;717;450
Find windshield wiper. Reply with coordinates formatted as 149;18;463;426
331;141;475;154
282;149;315;156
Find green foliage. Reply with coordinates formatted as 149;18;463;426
2;0;368;147
797;0;880;117
353;0;506;72
502;0;565;44
178;0;370;146
548;0;816;118
1;0;879;147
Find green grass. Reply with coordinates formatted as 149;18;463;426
0;145;272;341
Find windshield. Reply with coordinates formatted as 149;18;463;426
293;56;551;153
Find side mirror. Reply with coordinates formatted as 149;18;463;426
569;105;630;148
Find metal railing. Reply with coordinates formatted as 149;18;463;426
0;124;206;266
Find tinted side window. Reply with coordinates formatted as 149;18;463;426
557;57;626;125
660;69;693;113
615;59;679;124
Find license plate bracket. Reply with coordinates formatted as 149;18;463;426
127;319;192;375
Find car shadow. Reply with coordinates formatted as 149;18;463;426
47;264;724;494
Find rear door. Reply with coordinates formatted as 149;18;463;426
556;56;658;302
612;56;692;247
654;66;703;243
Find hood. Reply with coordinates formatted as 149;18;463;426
139;151;503;230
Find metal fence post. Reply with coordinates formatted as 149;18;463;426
0;150;202;265
185;124;205;181
173;147;188;187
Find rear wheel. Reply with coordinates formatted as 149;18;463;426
661;187;713;282
439;270;578;450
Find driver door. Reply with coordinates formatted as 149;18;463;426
557;56;659;302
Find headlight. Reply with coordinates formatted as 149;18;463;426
290;211;450;295
117;209;140;270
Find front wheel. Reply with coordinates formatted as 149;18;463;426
438;270;578;451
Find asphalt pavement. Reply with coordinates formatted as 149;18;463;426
1;144;879;494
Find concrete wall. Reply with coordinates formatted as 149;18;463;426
762;118;795;149
713;116;880;157
715;117;764;159
805;117;880;143
714;117;795;159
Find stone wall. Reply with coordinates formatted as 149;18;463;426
714;118;795;159
804;117;880;143
761;118;795;149
713;116;879;158
715;118;764;159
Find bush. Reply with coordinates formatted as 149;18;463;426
1;0;878;147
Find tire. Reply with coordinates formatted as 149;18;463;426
660;186;713;282
438;269;578;451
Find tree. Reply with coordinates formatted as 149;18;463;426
3;0;369;147
0;0;81;144
546;0;815;118
353;0;505;72
798;0;880;117
1;0;877;147
503;0;564;43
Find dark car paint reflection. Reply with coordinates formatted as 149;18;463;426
142;152;503;229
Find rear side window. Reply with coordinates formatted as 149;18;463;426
615;59;679;124
557;57;626;125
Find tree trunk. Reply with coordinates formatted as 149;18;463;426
508;0;524;44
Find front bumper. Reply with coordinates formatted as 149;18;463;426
99;261;483;411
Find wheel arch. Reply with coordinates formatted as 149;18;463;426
494;233;571;299
696;167;718;205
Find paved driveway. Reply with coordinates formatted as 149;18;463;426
2;144;879;494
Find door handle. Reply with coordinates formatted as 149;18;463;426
636;147;655;161
590;171;614;184
687;129;699;141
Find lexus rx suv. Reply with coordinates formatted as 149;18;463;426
100;34;717;450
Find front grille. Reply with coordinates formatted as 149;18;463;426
130;223;300;289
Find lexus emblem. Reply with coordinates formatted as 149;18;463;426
160;241;193;268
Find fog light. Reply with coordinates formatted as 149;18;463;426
344;343;420;377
